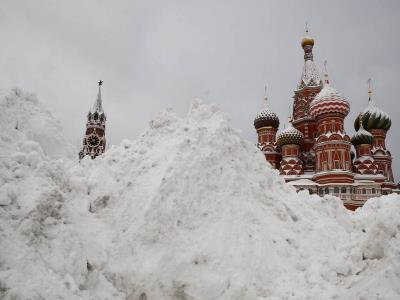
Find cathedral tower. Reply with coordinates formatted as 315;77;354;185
277;113;304;175
309;61;353;184
79;81;107;160
354;79;395;193
254;88;281;169
292;25;323;172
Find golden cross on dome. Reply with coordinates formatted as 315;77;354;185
98;80;103;86
367;78;372;101
305;21;309;34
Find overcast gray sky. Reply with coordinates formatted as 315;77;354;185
0;0;399;180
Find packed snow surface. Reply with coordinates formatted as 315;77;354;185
0;89;400;299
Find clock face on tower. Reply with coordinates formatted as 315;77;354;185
87;135;100;147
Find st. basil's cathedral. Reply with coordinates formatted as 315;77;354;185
78;28;398;211
254;28;398;210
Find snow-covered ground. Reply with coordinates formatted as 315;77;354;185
0;89;399;300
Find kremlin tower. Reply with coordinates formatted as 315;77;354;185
254;27;398;209
79;81;107;160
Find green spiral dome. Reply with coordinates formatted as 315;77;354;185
354;100;391;132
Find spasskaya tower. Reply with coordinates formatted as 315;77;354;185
79;81;107;160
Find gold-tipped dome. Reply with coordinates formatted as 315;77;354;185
301;24;314;48
301;35;314;48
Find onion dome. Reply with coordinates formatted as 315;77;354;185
254;92;280;130
301;24;314;48
354;79;391;131
310;61;350;119
277;121;304;146
351;118;373;146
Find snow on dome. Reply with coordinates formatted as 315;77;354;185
254;97;280;129
1;94;400;299
277;122;304;146
351;124;374;146
354;100;391;132
310;62;350;118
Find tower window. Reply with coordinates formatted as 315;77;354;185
334;187;339;194
341;187;346;194
372;188;376;194
325;187;329;194
362;188;366;194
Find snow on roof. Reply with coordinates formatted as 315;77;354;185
298;60;322;89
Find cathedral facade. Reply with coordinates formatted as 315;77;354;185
254;29;398;210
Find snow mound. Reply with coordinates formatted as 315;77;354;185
0;88;74;159
0;96;399;299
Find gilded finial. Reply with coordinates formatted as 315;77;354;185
263;84;268;107
367;78;372;102
98;80;103;86
301;22;314;48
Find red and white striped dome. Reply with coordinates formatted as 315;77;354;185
309;61;349;119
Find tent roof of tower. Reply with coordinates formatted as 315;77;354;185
298;60;322;90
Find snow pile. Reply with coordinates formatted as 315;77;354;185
0;91;399;299
0;88;74;159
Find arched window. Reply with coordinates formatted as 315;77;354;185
334;187;339;194
319;188;324;195
341;187;346;194
362;188;366;194
325;187;329;194
309;189;313;195
372;188;376;194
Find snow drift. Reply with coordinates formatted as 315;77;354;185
0;89;399;299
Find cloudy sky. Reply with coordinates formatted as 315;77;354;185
1;0;399;179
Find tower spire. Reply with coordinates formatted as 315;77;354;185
93;80;103;112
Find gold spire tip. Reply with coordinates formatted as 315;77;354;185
367;78;372;100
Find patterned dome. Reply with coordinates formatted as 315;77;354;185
310;62;350;119
354;100;391;132
277;122;304;146
351;125;373;146
254;97;280;129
